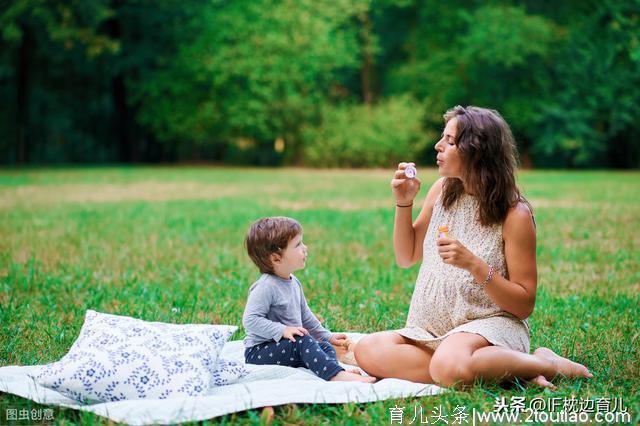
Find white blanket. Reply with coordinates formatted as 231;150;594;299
0;333;443;425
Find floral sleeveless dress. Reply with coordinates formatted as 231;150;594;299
395;192;531;353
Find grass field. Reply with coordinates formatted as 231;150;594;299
1;166;638;424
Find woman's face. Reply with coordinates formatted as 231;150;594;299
434;118;462;178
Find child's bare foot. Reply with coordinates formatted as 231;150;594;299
533;347;593;379
330;370;377;383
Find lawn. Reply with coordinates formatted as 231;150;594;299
1;166;638;424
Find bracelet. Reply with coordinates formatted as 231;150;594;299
478;264;494;287
396;202;413;208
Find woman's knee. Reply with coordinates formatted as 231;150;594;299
429;353;475;386
353;334;375;364
429;333;489;386
354;332;402;367
429;346;478;386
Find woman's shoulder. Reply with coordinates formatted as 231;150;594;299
508;199;534;220
430;177;446;192
424;177;445;206
503;201;536;236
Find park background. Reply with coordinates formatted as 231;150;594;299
1;0;639;424
1;0;639;168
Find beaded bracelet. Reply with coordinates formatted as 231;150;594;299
478;265;494;287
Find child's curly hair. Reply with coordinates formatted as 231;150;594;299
245;217;302;274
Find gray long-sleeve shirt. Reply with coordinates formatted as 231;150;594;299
242;273;333;348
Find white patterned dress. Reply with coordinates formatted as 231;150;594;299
395;192;531;353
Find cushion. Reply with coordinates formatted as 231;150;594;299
210;358;248;386
30;310;237;403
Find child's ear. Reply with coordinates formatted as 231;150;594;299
270;252;282;265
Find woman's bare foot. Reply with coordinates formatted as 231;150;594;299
335;341;358;366
527;375;557;391
533;347;593;379
330;370;377;383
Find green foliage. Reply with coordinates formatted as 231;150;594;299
532;0;640;167
302;96;430;167
385;3;560;164
0;0;121;163
133;0;361;161
0;0;638;167
0;0;119;55
458;6;555;67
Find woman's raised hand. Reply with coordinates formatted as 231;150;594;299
391;162;421;206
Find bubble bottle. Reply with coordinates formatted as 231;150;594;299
404;164;417;179
438;225;449;239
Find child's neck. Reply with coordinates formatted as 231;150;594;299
272;269;292;280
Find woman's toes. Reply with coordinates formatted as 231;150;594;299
528;375;557;391
533;347;591;379
364;376;377;383
577;364;592;378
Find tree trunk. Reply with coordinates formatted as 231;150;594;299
107;0;133;162
16;24;31;164
359;11;373;105
112;74;132;162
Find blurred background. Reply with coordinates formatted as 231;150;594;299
1;0;639;168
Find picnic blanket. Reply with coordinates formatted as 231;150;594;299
0;333;443;425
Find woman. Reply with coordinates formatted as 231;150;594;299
354;106;592;389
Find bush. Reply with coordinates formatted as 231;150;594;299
301;96;430;167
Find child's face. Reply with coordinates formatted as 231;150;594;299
274;233;308;276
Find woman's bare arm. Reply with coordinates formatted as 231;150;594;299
468;202;537;319
394;178;444;268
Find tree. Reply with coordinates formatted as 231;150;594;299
0;0;118;163
132;0;362;164
533;0;640;167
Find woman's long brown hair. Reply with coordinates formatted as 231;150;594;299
441;105;532;227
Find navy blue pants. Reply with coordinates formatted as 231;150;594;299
245;334;344;381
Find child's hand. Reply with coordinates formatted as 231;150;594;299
282;326;308;342
330;333;349;347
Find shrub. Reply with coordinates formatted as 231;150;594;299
301;96;430;167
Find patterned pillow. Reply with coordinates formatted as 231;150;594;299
211;358;248;386
30;310;237;403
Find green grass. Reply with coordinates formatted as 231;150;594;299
1;166;638;425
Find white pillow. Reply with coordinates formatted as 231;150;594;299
30;310;237;403
210;358;248;386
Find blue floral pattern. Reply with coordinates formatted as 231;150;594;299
210;358;248;386
30;310;237;403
